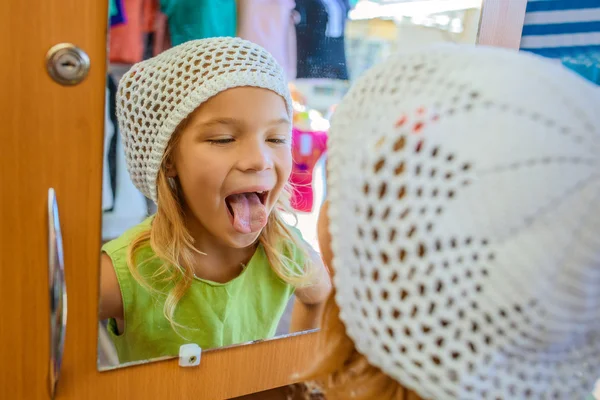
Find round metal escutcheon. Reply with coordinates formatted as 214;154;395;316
46;43;91;86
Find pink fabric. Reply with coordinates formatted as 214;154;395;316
109;0;156;64
237;0;297;80
290;128;328;213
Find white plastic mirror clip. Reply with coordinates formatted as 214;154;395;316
179;343;202;367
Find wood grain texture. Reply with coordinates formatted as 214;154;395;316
0;0;107;398
478;0;528;49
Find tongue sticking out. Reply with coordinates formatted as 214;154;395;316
226;192;268;234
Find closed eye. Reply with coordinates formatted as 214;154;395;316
268;138;288;144
209;138;235;145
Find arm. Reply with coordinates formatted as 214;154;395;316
290;244;332;333
98;252;124;322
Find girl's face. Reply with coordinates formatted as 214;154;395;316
170;87;292;249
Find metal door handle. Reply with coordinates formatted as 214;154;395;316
48;188;67;399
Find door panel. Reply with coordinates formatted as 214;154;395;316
0;0;107;398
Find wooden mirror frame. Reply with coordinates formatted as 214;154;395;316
0;0;527;398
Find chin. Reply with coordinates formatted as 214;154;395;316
225;230;262;249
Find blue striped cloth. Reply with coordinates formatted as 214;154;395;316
519;0;600;84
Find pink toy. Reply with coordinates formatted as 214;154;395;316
290;127;327;213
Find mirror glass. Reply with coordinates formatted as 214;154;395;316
98;0;483;371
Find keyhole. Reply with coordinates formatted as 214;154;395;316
61;60;77;69
189;356;197;364
46;44;90;85
58;55;79;71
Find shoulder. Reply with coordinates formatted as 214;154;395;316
99;216;155;320
102;216;154;258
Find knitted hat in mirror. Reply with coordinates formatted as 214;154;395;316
116;37;293;203
326;43;600;400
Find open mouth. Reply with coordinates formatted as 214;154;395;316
224;190;270;234
225;191;269;217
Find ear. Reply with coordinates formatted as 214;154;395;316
163;159;177;178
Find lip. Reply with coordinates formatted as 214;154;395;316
225;186;273;198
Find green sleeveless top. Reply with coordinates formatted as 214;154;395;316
102;218;302;364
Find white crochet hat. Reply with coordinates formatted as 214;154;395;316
327;44;600;399
116;37;293;203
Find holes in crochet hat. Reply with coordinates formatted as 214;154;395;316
397;186;407;200
407;226;416;238
393;135;406;151
373;158;385;173
398;248;406;262
367;206;374;219
417;242;426;258
400;208;410;220
389;228;397;242
380;251;389;264
371;269;379;282
382;207;391;220
428;301;436;315
386;326;395;338
394;162;405;175
363;183;369;194
378;182;387;199
381;289;389;301
371;228;379;241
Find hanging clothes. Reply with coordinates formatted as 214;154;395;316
141;0;171;60
237;0;297;79
294;0;349;80
520;0;600;58
290;127;328;213
109;0;127;27
561;51;600;85
152;8;171;57
160;0;236;47
109;0;156;64
102;74;148;240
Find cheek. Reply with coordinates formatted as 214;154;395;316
176;150;224;197
276;149;293;179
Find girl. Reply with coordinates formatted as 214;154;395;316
99;37;331;364
305;44;600;399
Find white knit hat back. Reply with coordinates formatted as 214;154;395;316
116;37;292;203
327;44;600;399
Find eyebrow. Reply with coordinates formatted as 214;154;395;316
194;117;290;130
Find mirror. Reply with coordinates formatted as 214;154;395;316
98;0;484;371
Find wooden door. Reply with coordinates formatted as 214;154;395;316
0;0;108;398
0;0;528;399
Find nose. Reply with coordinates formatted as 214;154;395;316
237;138;273;172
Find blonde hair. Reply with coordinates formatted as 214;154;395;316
302;290;421;400
125;119;316;335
